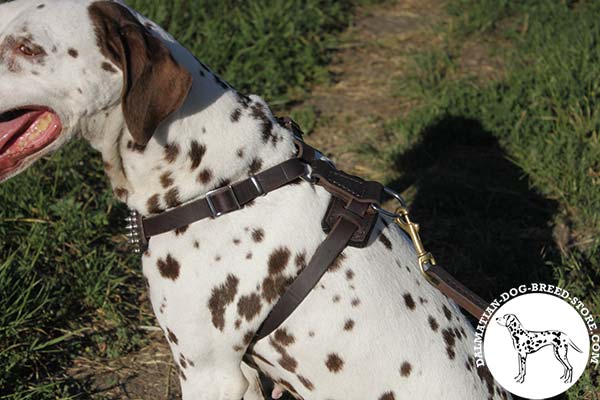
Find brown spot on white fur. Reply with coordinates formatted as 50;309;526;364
160;171;174;188
175;225;188;236
343;319;355;331
400;361;412;377
179;353;187;369
147;194;162;214
164;143;180;163
164;187;181;208
251;228;264;243
329;252;346;272
237;293;261;322
325;353;344;373
274;328;295;346
403;293;416;310
114;187;128;199
248;158;263;175
243;330;254;345
208;274;239;331
230;108;242;122
295;251;307;271
379;392;396;400
250;103;274;143
268;247;290;275
442;328;457;360
270;338;297;373
379;233;392;250
262;275;293;304
166;327;178;344
101;61;117;73
443;304;453;321
188;140;206;170
428;315;439;332
197;168;212;184
157;254;180;281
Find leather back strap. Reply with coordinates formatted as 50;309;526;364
254;201;368;341
142;158;306;237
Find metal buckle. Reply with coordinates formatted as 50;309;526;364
300;163;316;184
250;175;265;196
205;185;240;218
125;210;148;254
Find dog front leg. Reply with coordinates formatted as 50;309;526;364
179;362;249;400
515;353;527;383
241;362;267;400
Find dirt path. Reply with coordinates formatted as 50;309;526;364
79;1;447;398
301;0;444;180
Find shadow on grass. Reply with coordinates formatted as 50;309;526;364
388;116;560;301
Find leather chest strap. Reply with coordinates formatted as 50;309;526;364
142;158;306;237
253;200;369;341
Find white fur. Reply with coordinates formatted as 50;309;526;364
0;1;511;399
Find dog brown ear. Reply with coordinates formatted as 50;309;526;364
89;1;192;146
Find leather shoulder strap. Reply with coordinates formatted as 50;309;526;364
254;201;368;341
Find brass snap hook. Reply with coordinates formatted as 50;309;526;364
371;186;438;285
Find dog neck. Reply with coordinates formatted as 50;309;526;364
95;62;296;215
505;320;524;346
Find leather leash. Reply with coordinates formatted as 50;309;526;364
126;117;496;344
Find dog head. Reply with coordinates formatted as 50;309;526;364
0;0;192;183
496;313;520;328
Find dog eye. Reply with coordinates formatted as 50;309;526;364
16;41;44;57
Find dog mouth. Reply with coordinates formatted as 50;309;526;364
0;107;62;180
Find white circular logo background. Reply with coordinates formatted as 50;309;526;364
483;293;590;399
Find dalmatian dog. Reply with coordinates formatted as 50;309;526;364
0;1;512;399
496;314;583;384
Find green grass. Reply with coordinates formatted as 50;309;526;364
3;0;599;398
0;141;146;398
377;1;600;397
0;0;367;398
127;0;355;105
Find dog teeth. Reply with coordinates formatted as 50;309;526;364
27;113;53;141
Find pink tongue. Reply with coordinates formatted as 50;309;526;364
0;110;44;150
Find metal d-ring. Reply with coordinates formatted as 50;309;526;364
383;186;407;208
370;186;408;218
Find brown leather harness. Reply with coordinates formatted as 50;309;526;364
126;117;491;344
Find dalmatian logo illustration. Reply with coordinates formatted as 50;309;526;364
496;313;583;384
